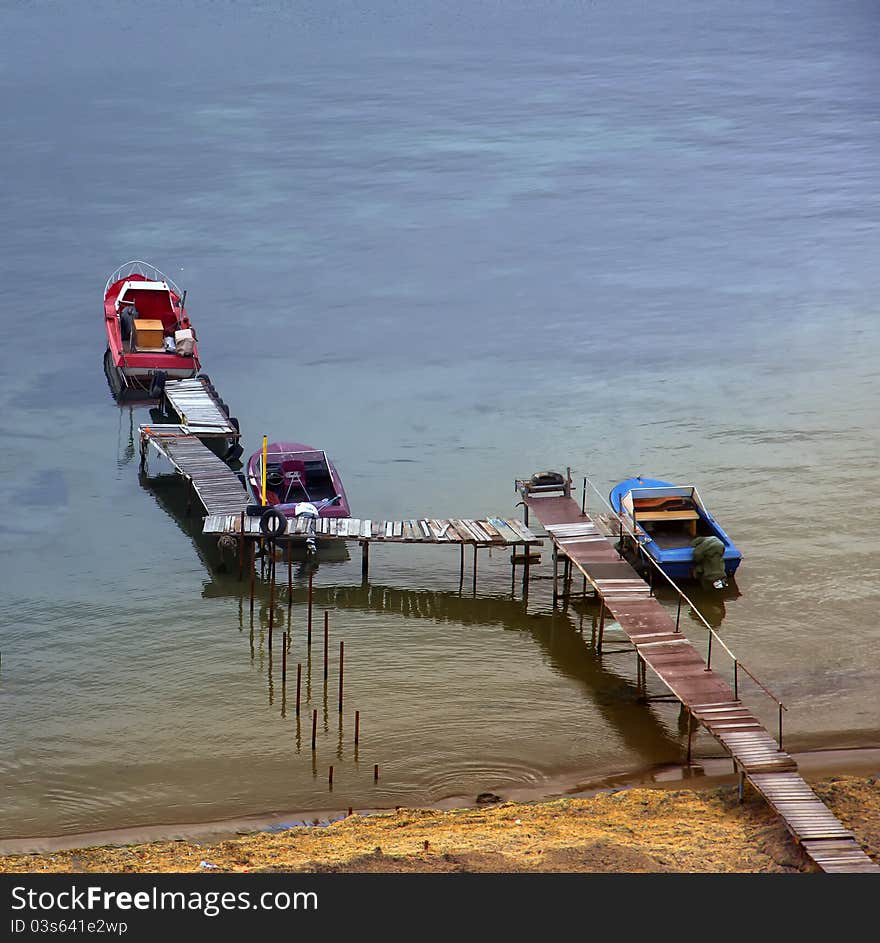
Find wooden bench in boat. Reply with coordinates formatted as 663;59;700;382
633;509;699;522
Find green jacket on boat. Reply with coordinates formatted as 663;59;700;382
691;535;726;585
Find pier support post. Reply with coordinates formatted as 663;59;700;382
597;602;605;653
552;549;559;607
738;769;745;803
472;544;478;595
249;540;256;619
287;543;293;615
238;511;245;581
361;540;370;584
268;540;275;649
686;710;694;766
307;570;314;647
459;543;465;592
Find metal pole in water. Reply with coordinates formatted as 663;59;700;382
287;543;293;614
323;611;329;684
261;434;268;507
338;640;344;713
307;570;314;647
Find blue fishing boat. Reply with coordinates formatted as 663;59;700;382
608;476;742;589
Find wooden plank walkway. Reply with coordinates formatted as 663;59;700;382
161;377;239;436
202;512;543;546
140;429;249;517
521;487;879;874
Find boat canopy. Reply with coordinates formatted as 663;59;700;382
115;279;180;331
115;279;173;308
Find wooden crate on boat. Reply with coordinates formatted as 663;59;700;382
133;318;164;350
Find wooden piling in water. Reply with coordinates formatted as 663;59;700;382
323;611;329;683
354;710;360;746
329;766;333;789
296;663;302;716
373;764;379;782
311;709;317;751
472;544;478;595
361;540;369;583
282;633;287;683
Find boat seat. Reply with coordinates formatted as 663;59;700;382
635;509;699;522
281;459;309;502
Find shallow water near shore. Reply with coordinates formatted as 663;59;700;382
1;1;879;840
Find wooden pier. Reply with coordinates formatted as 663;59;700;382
139;427;249;517
203;512;541;546
517;473;879;874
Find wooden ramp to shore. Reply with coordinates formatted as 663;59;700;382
519;482;879;874
139;428;249;517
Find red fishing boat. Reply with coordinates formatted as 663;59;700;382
103;260;200;400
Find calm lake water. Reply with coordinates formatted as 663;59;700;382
1;0;879;843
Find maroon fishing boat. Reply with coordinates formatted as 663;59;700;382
103;260;200;400
246;441;351;548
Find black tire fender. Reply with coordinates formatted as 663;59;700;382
260;507;287;537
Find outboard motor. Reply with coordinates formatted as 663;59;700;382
148;370;167;399
691;535;727;590
293;501;320;557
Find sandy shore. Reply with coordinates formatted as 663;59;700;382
2;769;877;874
